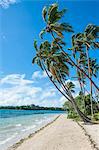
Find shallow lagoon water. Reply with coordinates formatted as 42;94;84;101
0;109;65;150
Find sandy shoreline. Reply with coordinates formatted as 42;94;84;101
8;114;99;150
8;115;60;150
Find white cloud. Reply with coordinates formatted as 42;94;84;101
0;0;18;9
32;71;47;80
0;73;81;107
0;73;63;107
0;74;34;85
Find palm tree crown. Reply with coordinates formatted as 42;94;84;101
66;81;75;93
32;40;70;81
40;3;73;39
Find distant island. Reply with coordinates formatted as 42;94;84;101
0;104;65;111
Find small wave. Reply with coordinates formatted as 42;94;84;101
15;124;22;127
0;133;18;145
36;120;43;124
43;116;47;119
22;125;36;132
35;119;39;122
0;124;22;131
0;125;16;130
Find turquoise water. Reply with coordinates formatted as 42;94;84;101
0;109;65;150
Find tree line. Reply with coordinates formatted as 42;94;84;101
0;104;64;111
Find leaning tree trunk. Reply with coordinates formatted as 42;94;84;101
42;60;93;123
77;60;86;114
51;31;99;91
79;80;86;114
86;47;94;119
70;97;92;123
90;80;94;118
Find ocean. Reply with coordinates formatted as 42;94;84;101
0;109;65;150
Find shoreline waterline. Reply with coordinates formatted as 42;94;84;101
8;115;61;150
10;114;97;150
0;109;65;150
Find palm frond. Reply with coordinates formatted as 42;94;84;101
51;23;73;33
32;56;37;64
58;9;67;18
59;23;73;32
52;28;64;38
48;3;58;24
93;42;99;48
51;9;67;24
34;40;38;51
39;29;46;39
85;24;99;40
42;6;47;22
66;81;75;92
52;38;66;47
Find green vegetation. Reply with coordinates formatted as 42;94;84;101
0;105;64;111
32;3;99;123
63;94;99;121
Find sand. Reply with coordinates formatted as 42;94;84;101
81;123;99;149
10;114;99;150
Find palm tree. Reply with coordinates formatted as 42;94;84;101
32;40;92;123
32;40;70;97
40;3;99;91
66;81;75;93
85;58;99;115
69;38;87;114
76;63;86;114
85;58;99;94
40;3;73;39
70;25;99;118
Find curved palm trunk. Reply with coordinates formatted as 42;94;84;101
94;90;99;109
85;87;99;110
83;84;86;114
42;61;93;123
69;58;99;91
90;81;94;118
71;99;91;123
51;31;99;91
78;79;86;114
76;60;86;114
86;47;94;119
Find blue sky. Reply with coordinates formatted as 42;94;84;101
0;0;99;106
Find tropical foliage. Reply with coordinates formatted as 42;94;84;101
63;94;99;121
32;3;99;123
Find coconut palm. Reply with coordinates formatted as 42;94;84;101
32;40;73;104
32;40;70;83
40;3;99;91
86;58;99;79
85;58;99;113
71;56;87;114
40;3;73;39
32;40;92;123
70;25;99;118
66;81;75;93
70;24;99;77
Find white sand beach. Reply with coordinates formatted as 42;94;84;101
81;123;99;149
9;114;99;150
